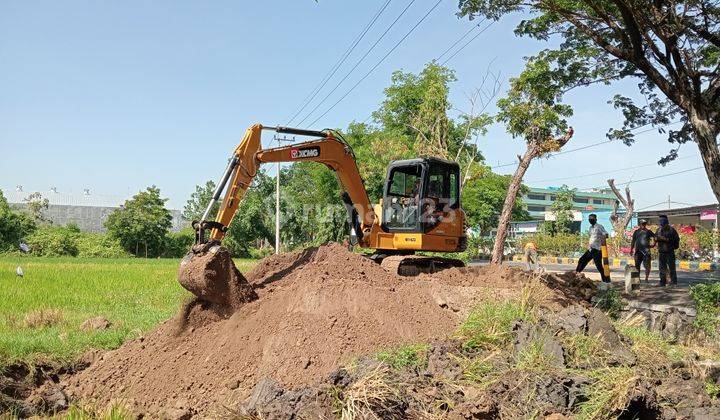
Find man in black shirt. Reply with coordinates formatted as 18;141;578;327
630;219;655;282
655;215;680;287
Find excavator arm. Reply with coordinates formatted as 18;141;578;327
193;124;377;249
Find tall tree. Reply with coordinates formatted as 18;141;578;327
458;0;720;203
550;185;575;233
607;178;635;255
491;57;574;263
23;192;50;224
183;181;218;222
105;186;173;257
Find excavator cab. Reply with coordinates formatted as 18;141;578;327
382;157;460;234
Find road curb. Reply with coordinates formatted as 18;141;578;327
512;255;719;272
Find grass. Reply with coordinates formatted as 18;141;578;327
0;256;256;367
455;299;531;350
376;344;429;370
336;365;404;420
577;367;638;420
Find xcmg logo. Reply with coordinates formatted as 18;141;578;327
290;146;320;159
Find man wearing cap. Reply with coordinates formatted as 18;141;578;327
576;213;611;283
655;215;680;286
631;219;655;282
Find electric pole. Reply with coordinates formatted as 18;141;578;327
274;135;294;254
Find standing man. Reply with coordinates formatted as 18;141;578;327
524;240;539;271
576;213;611;283
630;219;655;282
655;215;680;287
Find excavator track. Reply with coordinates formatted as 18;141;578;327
377;255;465;276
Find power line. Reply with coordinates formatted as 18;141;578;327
296;0;419;127
488;121;682;170
526;156;694;183
580;166;703;190
285;0;392;126
440;20;495;65
435;19;486;62
308;0;444;127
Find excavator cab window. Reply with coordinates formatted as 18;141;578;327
383;164;423;231
382;158;460;233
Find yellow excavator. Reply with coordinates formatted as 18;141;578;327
178;124;467;305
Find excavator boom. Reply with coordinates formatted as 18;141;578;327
178;124;379;306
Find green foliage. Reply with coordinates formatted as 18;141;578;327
162;228;195;258
457;0;720;196
23;191;50;224
690;283;720;335
462;165;530;233
105;186;173;257
457;300;530;350
0;189;36;252
706;380;720;399
517;233;585;256
550;185;575;233
224;170;275;256
376;344;429;370
76;233;130;258
594;288;623;320
183;180;218;221
25;226;79;257
496;56;573;148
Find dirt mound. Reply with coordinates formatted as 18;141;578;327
63;244;595;416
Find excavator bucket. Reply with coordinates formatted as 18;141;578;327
177;245;257;309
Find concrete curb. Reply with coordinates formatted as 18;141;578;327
512;255;719;272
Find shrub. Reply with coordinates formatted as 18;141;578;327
690;283;720;335
162;229;195;258
517;233;586;256
0;189;36;252
26;226;79;257
77;233;131;258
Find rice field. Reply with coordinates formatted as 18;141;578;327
0;256;256;366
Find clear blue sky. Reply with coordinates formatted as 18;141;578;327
1;0;714;210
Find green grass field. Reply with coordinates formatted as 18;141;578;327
0;256;256;367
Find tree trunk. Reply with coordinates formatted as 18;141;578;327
607;179;635;256
491;146;538;264
691;116;720;204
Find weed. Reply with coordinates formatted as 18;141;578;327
577;367;638;420
456;300;530;350
706;380;720;399
690;283;720;336
594;288;623;319
563;333;609;369
376;344;429;370
23;308;63;329
338;365;405;420
462;357;493;383
61;402;134;420
514;336;557;373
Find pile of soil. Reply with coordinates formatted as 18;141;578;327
62;243;573;416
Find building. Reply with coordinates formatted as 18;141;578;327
638;203;719;231
523;186;617;220
509;186;620;237
4;188;186;233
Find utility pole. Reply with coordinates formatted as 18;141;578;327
274;135;294;254
668;195;671;210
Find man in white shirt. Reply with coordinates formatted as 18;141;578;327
575;213;610;283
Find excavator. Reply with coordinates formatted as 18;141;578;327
178;124;467;306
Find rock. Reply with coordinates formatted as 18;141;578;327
586;308;635;366
514;322;564;369
427;341;464;380
555;305;587;335
658;308;688;343
245;377;284;411
80;316;112;332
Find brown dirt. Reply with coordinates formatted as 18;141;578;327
177;246;258;309
62;243;594;416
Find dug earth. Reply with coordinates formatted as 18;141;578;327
4;243;719;418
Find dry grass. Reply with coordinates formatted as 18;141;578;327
563;333;612;369
577;367;638;420
23;308;63;329
339;365;405;420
